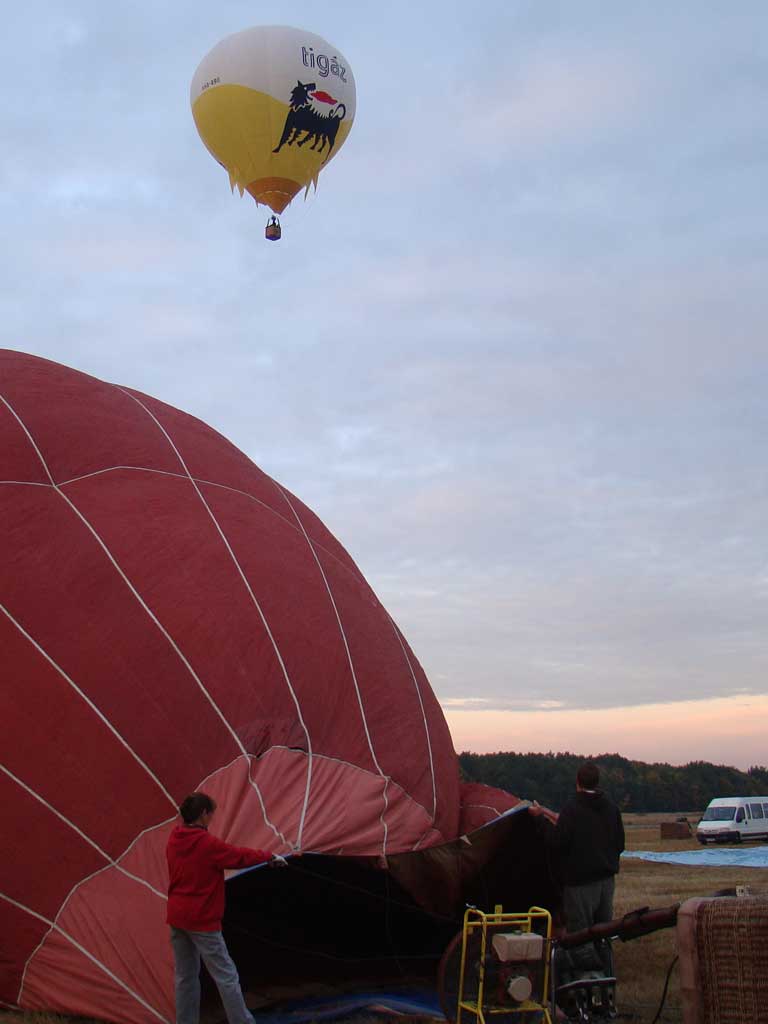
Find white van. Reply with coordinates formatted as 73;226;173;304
696;796;768;844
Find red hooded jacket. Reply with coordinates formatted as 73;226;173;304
166;824;272;931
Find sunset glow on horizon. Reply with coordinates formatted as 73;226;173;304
444;694;768;772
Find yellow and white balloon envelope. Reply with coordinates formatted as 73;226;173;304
191;25;356;215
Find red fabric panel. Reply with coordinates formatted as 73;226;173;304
459;782;520;833
121;391;362;579
414;827;446;849
392;624;461;840
0;612;171;857
0;405;49;484
0;351;467;1023
273;486;366;580
203;485;376;767
0;484;239;801
120;389;293;527
63;471;304;754
182;754;289;854
0;900;48;1007
21;867;174;1024
312;545;456;839
0;771;106;919
22;920;172;1024
250;748;434;854
119;822;173;897
0;354;180;484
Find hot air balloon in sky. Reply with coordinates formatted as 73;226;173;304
190;26;356;239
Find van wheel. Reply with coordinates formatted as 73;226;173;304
731;833;742;844
697;838;707;845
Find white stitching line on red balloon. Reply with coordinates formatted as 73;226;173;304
115;385;305;847
0;890;172;1024
274;482;391;856
0;391;287;849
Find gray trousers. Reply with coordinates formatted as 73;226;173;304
170;927;255;1024
562;875;615;976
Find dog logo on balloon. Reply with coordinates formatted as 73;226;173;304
272;81;347;159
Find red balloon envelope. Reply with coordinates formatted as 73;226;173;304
0;350;465;1023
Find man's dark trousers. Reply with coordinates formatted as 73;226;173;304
563;876;615;975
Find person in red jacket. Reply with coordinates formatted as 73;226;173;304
167;791;287;1024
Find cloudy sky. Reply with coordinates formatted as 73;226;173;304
2;2;767;768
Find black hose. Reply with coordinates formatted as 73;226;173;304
650;954;678;1024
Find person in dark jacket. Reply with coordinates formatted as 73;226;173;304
529;761;625;976
166;791;287;1024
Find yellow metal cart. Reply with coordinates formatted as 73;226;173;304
453;905;553;1024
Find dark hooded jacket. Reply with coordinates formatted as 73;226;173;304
548;789;625;886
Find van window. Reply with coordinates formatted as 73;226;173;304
750;803;764;819
763;803;768;817
736;807;745;822
702;806;737;821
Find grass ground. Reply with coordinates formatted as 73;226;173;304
613;811;768;1021
2;811;765;1024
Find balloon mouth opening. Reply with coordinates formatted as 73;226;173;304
247;177;302;214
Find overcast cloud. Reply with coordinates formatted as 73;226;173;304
2;2;767;743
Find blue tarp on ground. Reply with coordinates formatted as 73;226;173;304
253;990;445;1024
623;847;768;868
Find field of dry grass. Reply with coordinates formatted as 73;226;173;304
2;811;766;1024
613;811;768;1021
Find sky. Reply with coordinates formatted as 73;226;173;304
1;2;767;770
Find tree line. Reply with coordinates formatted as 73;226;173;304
458;750;768;813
